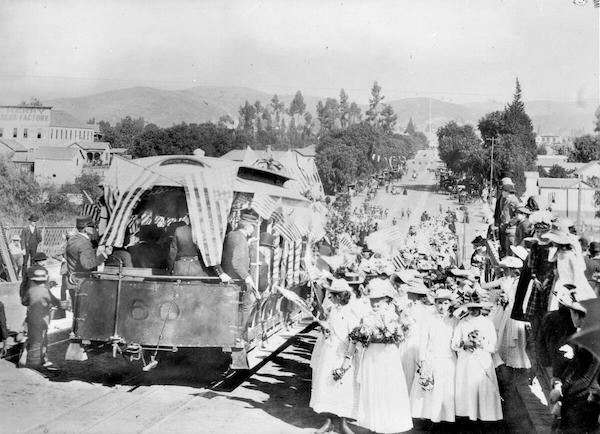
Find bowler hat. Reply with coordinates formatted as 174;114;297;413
76;216;93;230
29;215;39;222
32;252;47;262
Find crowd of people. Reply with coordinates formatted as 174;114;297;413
308;174;600;433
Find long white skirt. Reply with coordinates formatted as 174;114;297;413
410;355;456;422
310;336;356;418
356;343;413;433
455;349;503;421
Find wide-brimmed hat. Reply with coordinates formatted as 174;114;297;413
27;267;48;282
499;256;523;269
510;245;528;262
328;279;352;294
428;288;456;302
541;229;573;246
501;177;514;186
516;206;531;215
391;270;417;284
453;291;493;317
366;278;396;299
558;284;587;314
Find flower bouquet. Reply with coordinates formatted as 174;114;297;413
416;361;434;391
461;329;483;352
349;309;411;347
496;291;509;309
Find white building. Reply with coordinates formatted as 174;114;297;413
537;177;596;221
0;105;94;148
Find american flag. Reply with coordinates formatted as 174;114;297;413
251;193;279;219
100;170;159;247
272;209;295;242
392;253;406;270
184;166;236;267
81;190;100;223
337;232;356;251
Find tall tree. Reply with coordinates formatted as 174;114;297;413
288;91;306;128
271;94;285;136
238;101;256;132
365;81;384;125
594;106;600;133
339;89;350;129
437;121;483;175
379;104;398;134
405;117;416;135
569;135;600;162
348;102;362;125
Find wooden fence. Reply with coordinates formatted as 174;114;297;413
6;226;72;258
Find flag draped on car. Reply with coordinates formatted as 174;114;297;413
184;166;237;267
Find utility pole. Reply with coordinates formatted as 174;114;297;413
486;137;496;206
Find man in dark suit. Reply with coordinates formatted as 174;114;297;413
65;216;111;303
20;214;42;273
222;218;260;330
168;223;209;276
129;225;167;269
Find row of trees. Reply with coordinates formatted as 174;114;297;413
97;82;429;195
437;79;537;194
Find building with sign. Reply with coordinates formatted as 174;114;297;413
0;105;94;148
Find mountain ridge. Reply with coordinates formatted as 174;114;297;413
44;86;596;136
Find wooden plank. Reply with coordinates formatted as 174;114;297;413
0;225;17;282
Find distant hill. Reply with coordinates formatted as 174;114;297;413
46;86;596;136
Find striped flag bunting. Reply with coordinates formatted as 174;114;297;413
293;240;302;284
81;201;100;223
101;170;160;247
337;232;356;251
184;166;237;267
392;253;406;270
251;193;279;220
274;285;314;319
370;226;404;243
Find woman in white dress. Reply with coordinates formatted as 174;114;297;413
410;288;457;423
451;297;503;422
310;279;360;434
480;255;531;369
337;278;413;433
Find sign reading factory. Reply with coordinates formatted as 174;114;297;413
0;106;51;123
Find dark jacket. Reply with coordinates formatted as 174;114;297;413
129;241;167;269
537;306;576;377
27;282;60;327
221;230;250;280
168;225;199;268
20;226;42;253
65;232;105;286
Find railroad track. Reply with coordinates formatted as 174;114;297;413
19;323;315;433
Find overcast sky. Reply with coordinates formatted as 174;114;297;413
0;0;598;105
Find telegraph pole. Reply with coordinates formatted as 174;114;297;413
486;137;496;205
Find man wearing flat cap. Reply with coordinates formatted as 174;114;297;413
222;212;261;330
65;216;112;304
20;214;43;275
